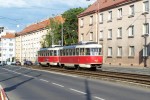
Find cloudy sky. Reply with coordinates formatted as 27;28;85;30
0;0;96;32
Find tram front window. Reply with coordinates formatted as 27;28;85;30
90;48;101;55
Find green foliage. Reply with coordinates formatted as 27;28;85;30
62;7;85;45
41;7;85;47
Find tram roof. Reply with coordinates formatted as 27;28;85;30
62;43;102;49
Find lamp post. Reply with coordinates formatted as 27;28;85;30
61;21;64;46
143;13;149;67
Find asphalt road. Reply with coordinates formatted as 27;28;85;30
0;65;150;100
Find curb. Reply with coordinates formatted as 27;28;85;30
0;85;8;100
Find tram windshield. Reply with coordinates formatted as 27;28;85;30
90;48;101;55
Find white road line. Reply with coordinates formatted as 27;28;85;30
69;88;86;94
94;96;105;100
2;68;50;83
52;82;64;87
40;79;49;82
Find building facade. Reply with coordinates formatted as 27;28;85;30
0;33;15;65
78;0;150;67
16;16;63;64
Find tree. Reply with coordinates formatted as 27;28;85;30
62;7;85;45
41;18;62;48
41;7;85;47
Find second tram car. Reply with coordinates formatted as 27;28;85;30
37;42;103;70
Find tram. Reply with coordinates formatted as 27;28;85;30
38;42;103;70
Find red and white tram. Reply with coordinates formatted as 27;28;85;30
38;47;60;66
38;42;103;70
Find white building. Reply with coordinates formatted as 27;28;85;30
0;33;15;65
16;16;63;64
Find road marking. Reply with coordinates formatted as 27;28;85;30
40;79;49;82
2;68;50;83
94;96;105;100
69;88;86;94
52;82;64;87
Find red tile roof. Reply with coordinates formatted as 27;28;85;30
1;33;15;38
18;16;64;36
78;0;129;17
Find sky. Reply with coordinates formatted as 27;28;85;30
0;0;96;32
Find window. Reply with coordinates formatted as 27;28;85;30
143;46;148;56
9;49;13;51
85;48;90;55
129;5;134;16
80;18;84;27
108;11;112;21
89;32;93;41
81;33;84;41
76;48;79;55
80;48;84;55
129;46;135;57
108;47;112;57
90;15;93;25
99;30;103;40
9;43;13;46
143;23;149;35
128;25;134;37
118;8;122;19
117;47;122;57
117;27;122;38
143;1;149;13
100;13;103;23
108;29;112;39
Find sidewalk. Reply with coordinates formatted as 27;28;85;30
101;64;150;75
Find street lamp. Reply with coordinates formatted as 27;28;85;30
142;13;149;67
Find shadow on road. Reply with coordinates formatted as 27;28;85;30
0;70;34;82
85;79;92;100
4;74;41;92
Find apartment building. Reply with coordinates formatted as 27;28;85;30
0;33;15;65
78;0;150;67
16;16;63;64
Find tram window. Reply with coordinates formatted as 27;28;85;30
66;49;68;56
60;50;62;56
72;49;75;55
48;51;50;56
43;51;45;56
63;49;65;56
54;50;57;56
80;48;84;55
99;48;102;55
76;48;79;55
69;49;72;56
91;48;99;55
42;51;44;56
51;50;53;56
85;48;90;55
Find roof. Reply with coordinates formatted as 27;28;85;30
18;16;64;36
78;0;129;18
1;33;15;39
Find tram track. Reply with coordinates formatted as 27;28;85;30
24;65;150;87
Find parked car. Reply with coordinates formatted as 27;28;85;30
0;63;4;66
11;62;16;65
24;61;33;65
16;61;21;66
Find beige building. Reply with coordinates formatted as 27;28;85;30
78;0;150;67
16;16;63;64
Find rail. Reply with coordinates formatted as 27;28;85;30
25;65;150;87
